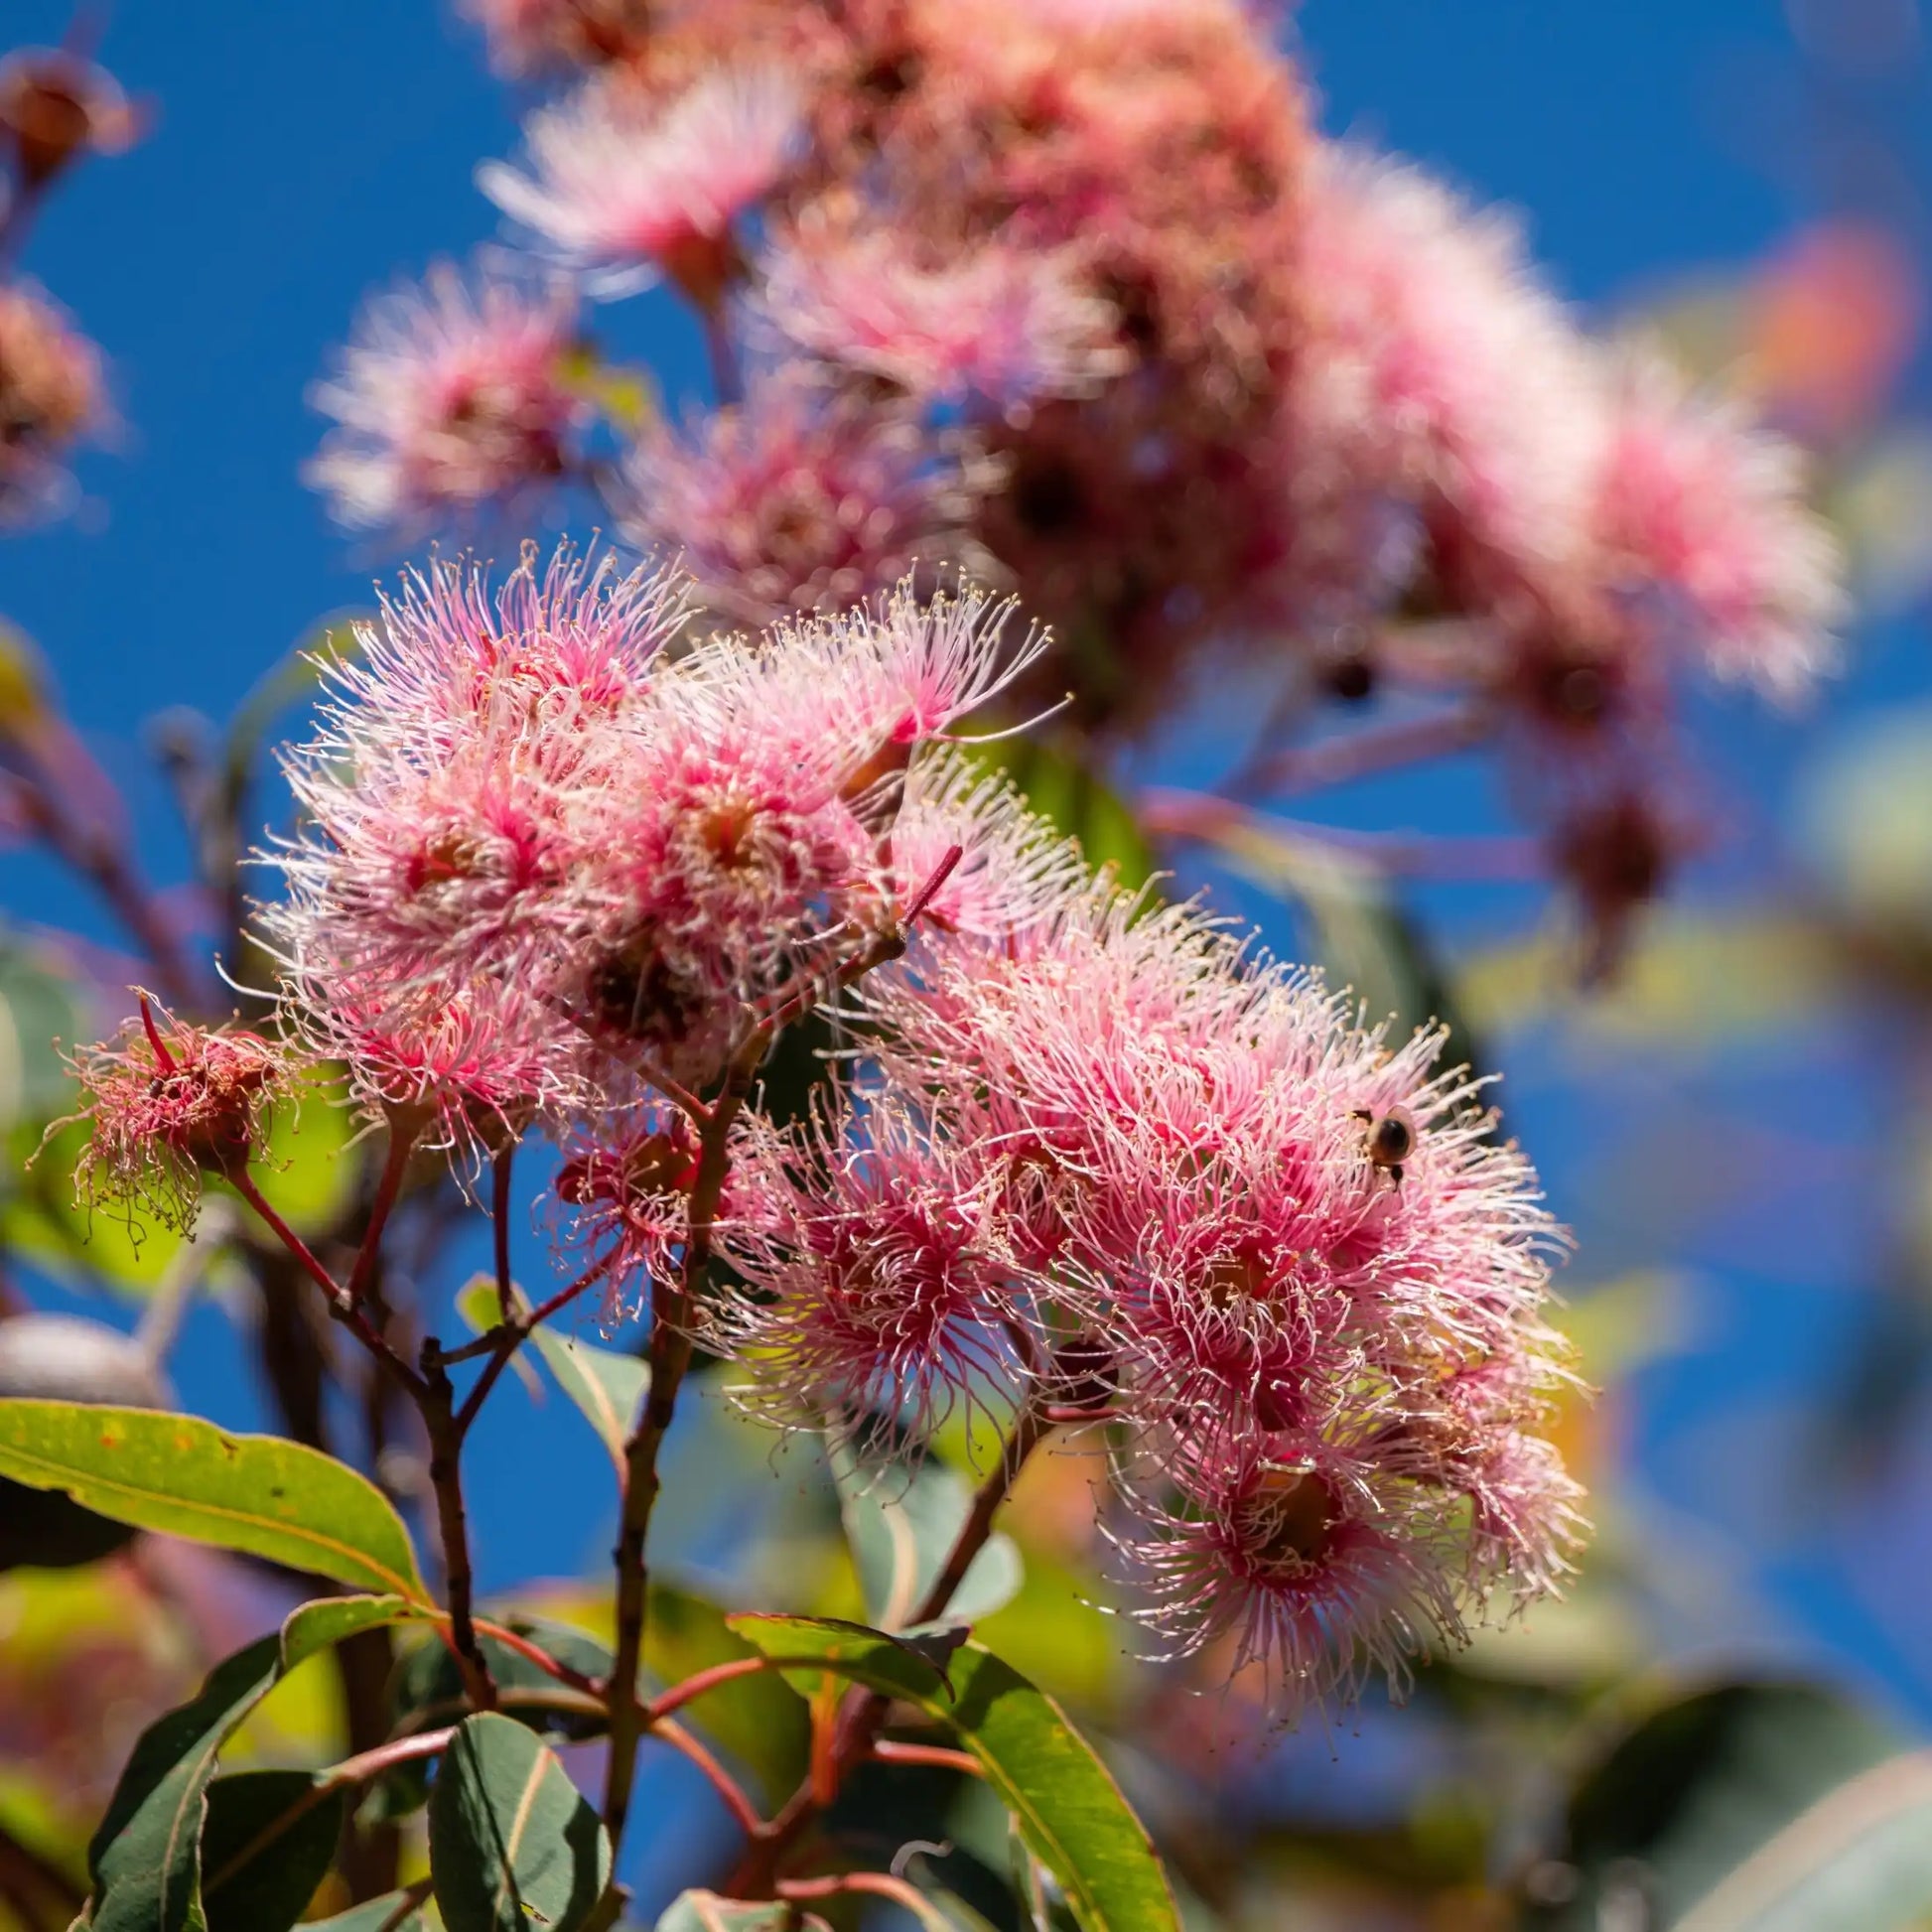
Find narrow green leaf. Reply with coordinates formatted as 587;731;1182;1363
281;1593;424;1670
0;1402;428;1601
87;1635;282;1932
305;1894;428;1931
830;1438;1022;1630
429;1713;612;1932
200;1769;344;1932
727;1616;1177;1932
528;1326;648;1472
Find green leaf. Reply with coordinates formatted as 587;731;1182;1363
529;1326;648;1472
0;1402;428;1601
830;1438;1022;1630
429;1713;612;1932
281;1593;425;1669
654;1897;822;1932
306;1894;428;1931
1530;1680;1932;1932
87;1635;283;1932
199;1770;344;1932
727;1616;1176;1932
0;932;90;1131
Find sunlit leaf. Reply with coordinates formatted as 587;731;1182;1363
306;1892;428;1931
429;1713;612;1932
728;1615;1177;1932
0;1402;429;1600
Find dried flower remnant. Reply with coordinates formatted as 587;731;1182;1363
306;259;586;539
0;280;102;522
49;996;290;1236
621;370;994;623
461;0;654;76
0;45;141;192
479;65;803;300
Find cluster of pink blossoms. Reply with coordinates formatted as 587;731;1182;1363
307;0;1847;958
216;546;1575;1711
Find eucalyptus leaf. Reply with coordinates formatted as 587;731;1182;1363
281;1593;425;1669
1529;1680;1932;1932
455;1275;542;1400
969;738;1154;893
529;1324;648;1471
830;1436;1023;1630
87;1635;283;1932
429;1713;612;1932
727;1616;1176;1932
200;1769;344;1932
305;1894;428;1931
0;1402;429;1601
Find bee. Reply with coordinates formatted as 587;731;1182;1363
1352;1105;1415;1186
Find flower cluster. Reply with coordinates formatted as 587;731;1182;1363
238;549;1578;1713
258;544;1044;1157
287;0;1852;959
713;878;1579;1709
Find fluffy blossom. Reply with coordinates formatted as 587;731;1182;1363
260;554;1043;1129
621;370;995;623
1280;145;1607;629
50;997;290;1234
0;280;103;522
704;859;1580;1713
1587;354;1845;702
756;223;1127;412
306;258;585;537
479;67;804;298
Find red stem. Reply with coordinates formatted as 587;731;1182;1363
655;1718;766;1837
345;1117;418;1307
646;1655;770;1724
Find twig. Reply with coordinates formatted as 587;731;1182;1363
778;1870;951;1914
345;1117;421;1307
654;1717;767;1837
1239;704;1490;798
472;1617;605;1700
227;1169;426;1398
870;1739;982;1777
490;1145;516;1327
203;1728;457;1895
419;1339;497;1713
725;1396;1053;1897
646;1655;771;1724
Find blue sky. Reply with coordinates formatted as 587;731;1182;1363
7;0;1932;1891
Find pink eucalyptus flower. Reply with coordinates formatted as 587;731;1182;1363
479;67;804;300
757;223;1126;413
621;370;995;622
1588;353;1845;702
306;258;585;539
